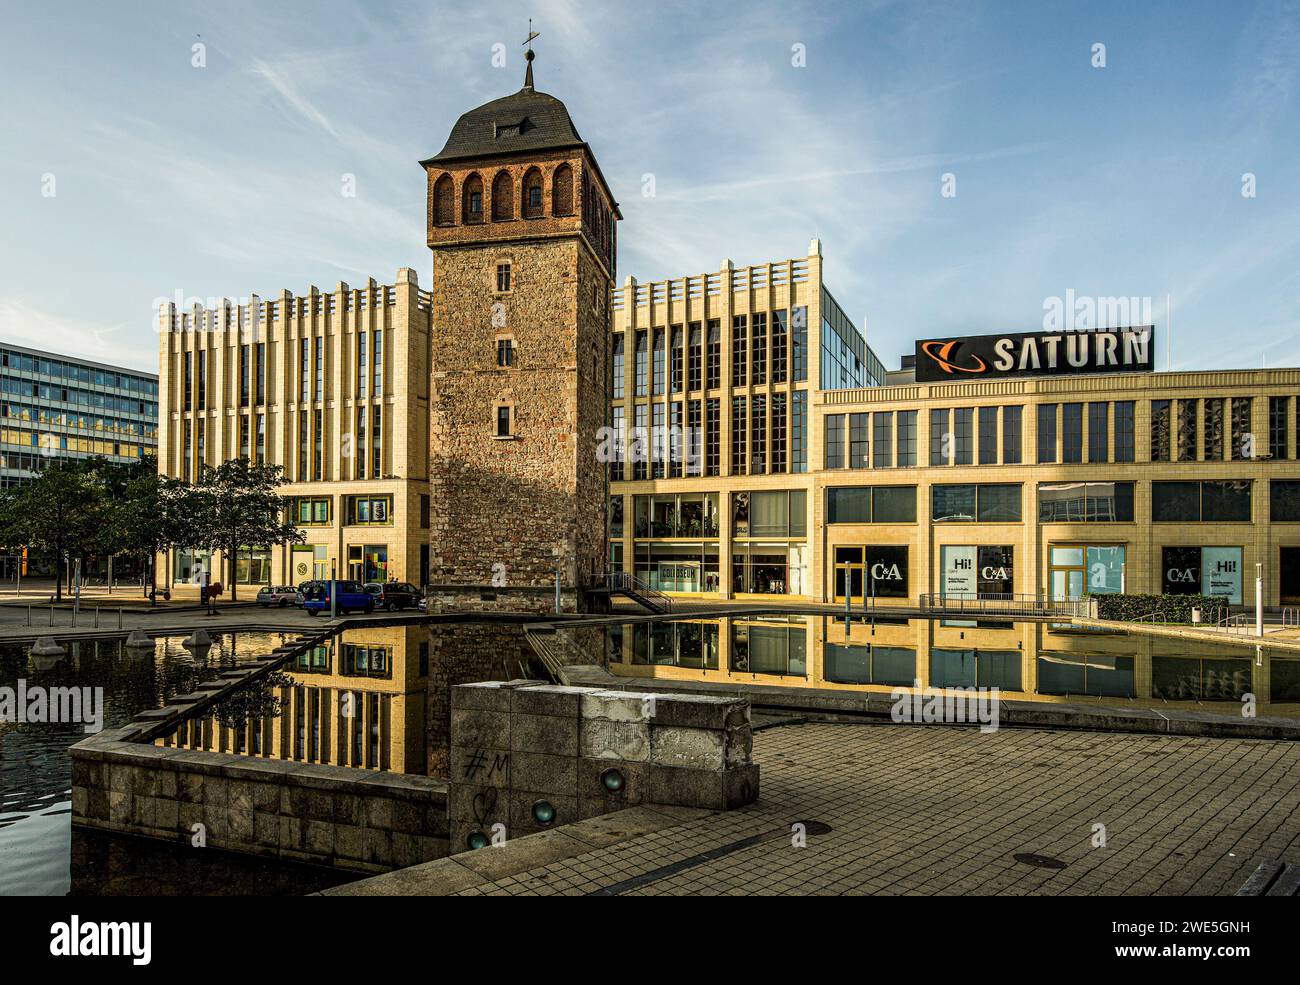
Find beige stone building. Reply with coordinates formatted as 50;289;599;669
157;272;432;591
609;253;1300;613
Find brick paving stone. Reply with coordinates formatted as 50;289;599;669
449;722;1300;895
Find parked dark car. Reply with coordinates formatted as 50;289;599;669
364;581;422;611
255;585;299;607
298;580;375;616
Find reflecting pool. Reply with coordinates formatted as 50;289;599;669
0;633;296;895
601;615;1300;714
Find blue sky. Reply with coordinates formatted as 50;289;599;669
1;0;1297;374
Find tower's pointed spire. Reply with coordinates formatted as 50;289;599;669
522;19;540;89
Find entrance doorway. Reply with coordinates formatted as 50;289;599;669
833;546;865;604
1280;548;1300;604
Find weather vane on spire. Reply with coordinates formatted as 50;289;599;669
522;19;539;88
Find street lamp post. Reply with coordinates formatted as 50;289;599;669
1256;563;1263;638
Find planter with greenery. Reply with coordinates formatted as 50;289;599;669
1091;592;1227;624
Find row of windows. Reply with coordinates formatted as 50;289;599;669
0;350;157;394
612;489;823;541
0;376;154;417
626;323;722;397
0;432;147;460
826;410;919;469
821;399;1298;469
605;397;728;483
818;479;1300;524
1150;397;1254;462
1029;402;1135;465
1;403;156;438
730;392;808;475
820;288;883;389
432;164;575;226
180;334;387;414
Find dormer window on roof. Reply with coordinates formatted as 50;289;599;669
494;118;532;140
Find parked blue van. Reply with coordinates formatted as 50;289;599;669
298;580;375;616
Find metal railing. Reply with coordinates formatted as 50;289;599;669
586;571;673;613
918;592;1092;619
1216;611;1258;636
1284;607;1300;628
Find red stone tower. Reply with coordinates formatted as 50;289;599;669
420;46;619;610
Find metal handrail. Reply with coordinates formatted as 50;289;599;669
918;592;1089;618
586;571;673;613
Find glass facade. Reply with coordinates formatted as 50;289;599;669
0;344;158;487
819;287;884;389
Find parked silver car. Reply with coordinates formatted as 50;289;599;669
255;585;300;607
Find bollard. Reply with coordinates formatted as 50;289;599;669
94;605;100;629
118;608;123;629
49;604;54;627
26;605;31;627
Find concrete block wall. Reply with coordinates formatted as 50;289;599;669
447;680;757;853
70;632;449;873
72;737;448;873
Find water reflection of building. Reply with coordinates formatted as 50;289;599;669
607;617;1300;713
157;627;429;774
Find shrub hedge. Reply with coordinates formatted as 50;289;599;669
1091;593;1227;623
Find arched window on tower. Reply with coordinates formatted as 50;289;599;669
491;170;513;221
433;174;454;226
462;173;484;224
522;167;544;218
552;163;573;216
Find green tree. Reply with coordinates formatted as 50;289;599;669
102;457;195;602
0;460;104;601
185;458;303;603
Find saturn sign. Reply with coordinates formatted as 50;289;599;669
915;327;1154;383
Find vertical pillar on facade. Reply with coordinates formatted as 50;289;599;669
804;241;826;601
1025;390;1041;601
619;275;635;575
719;259;734;478
331;280;349;488
279;289;294;479
718;259;735;601
215;298;231;466
393;267;419;583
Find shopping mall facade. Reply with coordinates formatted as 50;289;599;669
609;242;1300;611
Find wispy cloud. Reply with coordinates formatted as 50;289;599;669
0;299;148;371
250;59;341;139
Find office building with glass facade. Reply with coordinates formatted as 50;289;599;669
0;342;158;488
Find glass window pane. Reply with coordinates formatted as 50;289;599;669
932;485;976;522
1152;481;1200;522
977;484;1021;522
931;648;977;688
872;486;916;523
827;487;871;524
1202;480;1251;522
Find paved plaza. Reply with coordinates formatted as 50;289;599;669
437;721;1300;896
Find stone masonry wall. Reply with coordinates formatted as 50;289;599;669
446;681;757;854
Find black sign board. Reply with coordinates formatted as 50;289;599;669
914;328;1154;383
866;546;908;599
1162;546;1202;595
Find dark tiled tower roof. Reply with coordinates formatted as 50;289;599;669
421;83;584;166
